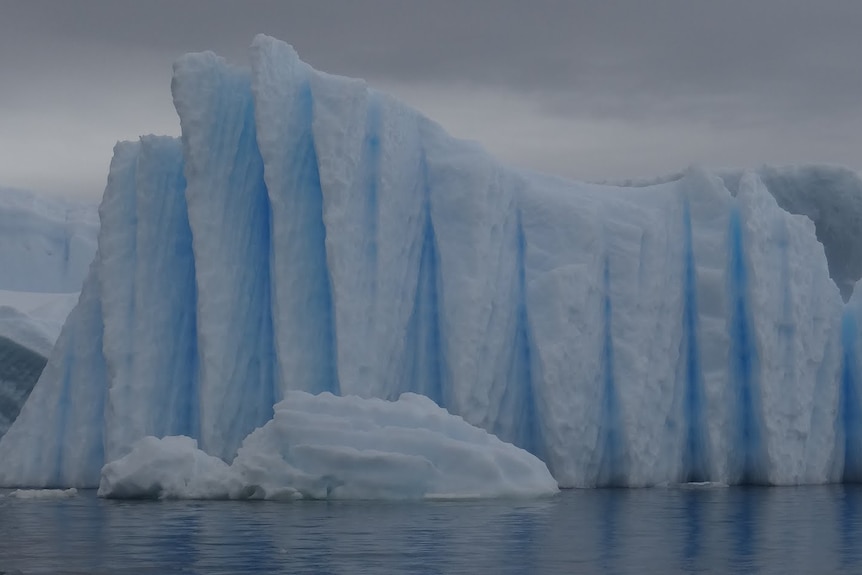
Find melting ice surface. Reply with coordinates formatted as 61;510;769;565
3;34;862;491
97;391;558;500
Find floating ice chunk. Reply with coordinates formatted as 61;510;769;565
676;481;729;490
231;391;559;500
98;436;238;500
97;392;559;500
7;488;77;499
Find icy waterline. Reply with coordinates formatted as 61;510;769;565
2;35;862;490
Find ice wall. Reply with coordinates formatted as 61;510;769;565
1;35;861;488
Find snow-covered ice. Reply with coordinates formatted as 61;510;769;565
3;35;862;490
97;391;559;500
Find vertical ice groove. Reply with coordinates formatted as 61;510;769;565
173;51;276;460
400;150;447;405
595;255;627;486
250;34;338;398
727;207;766;484
131;136;199;442
493;211;542;457
681;199;709;482
841;311;862;481
364;97;382;290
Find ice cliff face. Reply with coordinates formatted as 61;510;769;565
2;35;862;488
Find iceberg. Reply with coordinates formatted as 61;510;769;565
0;187;97;294
0;190;97;440
2;34;862;489
97;391;559;500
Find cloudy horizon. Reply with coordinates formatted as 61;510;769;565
2;0;861;200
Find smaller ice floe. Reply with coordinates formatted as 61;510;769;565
657;481;729;490
7;488;78;499
98;391;559;500
97;436;238;499
675;481;729;490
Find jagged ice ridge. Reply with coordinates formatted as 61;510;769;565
3;35;862;489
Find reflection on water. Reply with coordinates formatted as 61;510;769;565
1;486;861;574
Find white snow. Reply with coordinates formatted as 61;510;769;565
3;35;862;491
97;392;559;500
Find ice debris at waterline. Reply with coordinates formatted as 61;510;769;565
3;34;862;490
5;488;77;500
97;392;559;500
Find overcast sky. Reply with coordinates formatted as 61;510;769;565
2;0;861;200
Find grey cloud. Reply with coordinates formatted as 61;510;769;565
0;0;860;197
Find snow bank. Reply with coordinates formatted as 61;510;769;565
97;392;559;500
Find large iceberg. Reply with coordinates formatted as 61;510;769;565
2;35;862;489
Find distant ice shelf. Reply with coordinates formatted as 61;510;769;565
0;187;97;294
2;35;862;490
0;190;96;442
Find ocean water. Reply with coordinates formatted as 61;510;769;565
1;486;861;574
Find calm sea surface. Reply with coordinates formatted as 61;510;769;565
1;485;861;574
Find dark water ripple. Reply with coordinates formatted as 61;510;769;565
1;486;861;574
